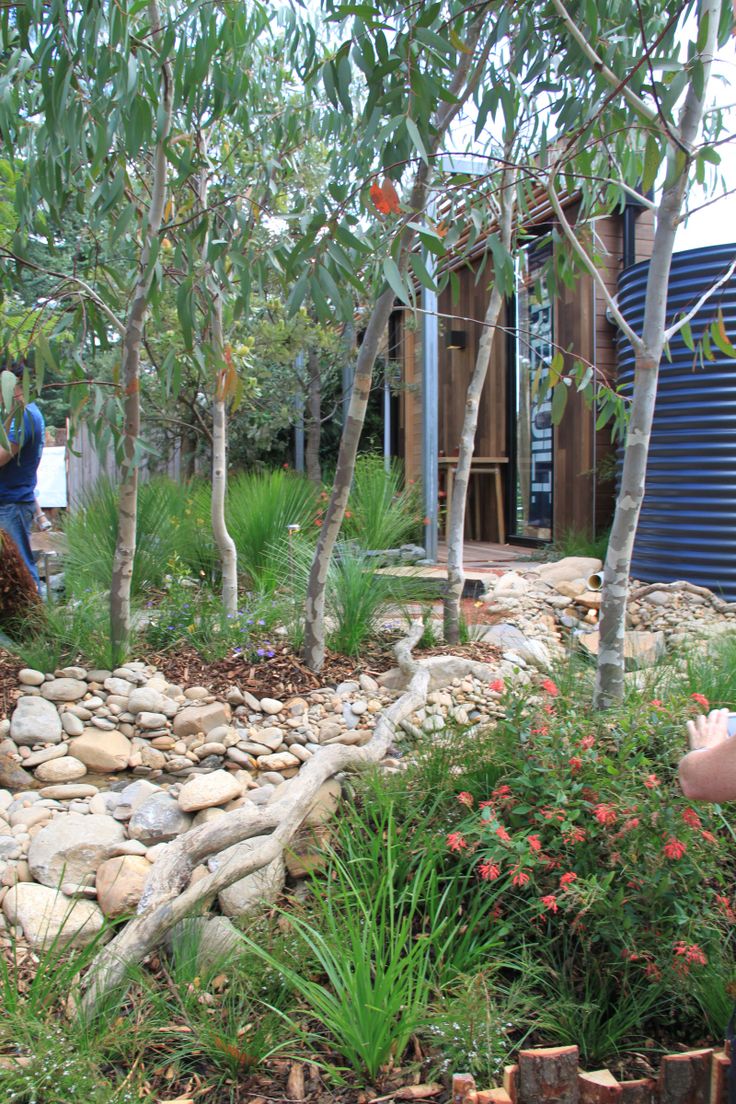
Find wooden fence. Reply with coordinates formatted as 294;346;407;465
452;1044;730;1104
65;422;183;510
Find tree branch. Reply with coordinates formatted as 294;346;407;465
549;0;682;145
663;253;736;342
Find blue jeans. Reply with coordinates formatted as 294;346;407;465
0;502;40;590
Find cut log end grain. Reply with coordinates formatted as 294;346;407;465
518;1046;580;1104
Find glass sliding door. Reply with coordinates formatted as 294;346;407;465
511;246;554;542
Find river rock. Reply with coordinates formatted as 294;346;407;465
173;702;231;739
260;698;284;716
28;813;125;887
60;712;85;737
535;556;602;586
10;696;63;746
177;770;243;812
34;757;87;783
166;915;242;973
38;784;99;800
210;835;285;918
40;678;87;702
0;755;34;790
127;687;178;717
128;792;193;844
95;855;150;918
18;669;45;687
70;729;132;772
3;883;105;949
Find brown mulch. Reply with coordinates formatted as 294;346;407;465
0;634;502;717
146;637;503;700
0;648;22;719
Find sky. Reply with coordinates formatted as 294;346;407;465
675;39;736;250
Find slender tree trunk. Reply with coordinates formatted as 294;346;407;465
302;12;489;671
210;291;238;615
305;345;322;484
444;164;515;643
593;0;718;707
196;144;238;614
109;0;172;658
179;427;197;479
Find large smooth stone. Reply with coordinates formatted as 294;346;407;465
27;813;125;887
40;678;87;702
127;687;178;717
95;855;150;918
535;556;602;585
2;883;105;949
34;757;87;783
210;835;285;918
177;770;243;812
173;703;231;739
10;696;63;746
70;728;132;772
127;792;192;844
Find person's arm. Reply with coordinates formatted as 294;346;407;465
678;709;736;801
0;440;19;466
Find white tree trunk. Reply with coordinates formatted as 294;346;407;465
593;0;719;706
211;365;238;614
109;0;172;657
444;165;515;643
196;149;238;615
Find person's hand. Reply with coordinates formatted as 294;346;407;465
686;708;730;751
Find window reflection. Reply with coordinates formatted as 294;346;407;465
513;247;553;541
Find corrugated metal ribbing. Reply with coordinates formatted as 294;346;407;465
617;243;736;600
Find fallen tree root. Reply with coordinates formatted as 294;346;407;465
631;579;736;612
80;622;494;1013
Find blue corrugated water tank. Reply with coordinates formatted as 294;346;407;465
617;243;736;600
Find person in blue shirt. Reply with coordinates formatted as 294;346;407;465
0;359;45;591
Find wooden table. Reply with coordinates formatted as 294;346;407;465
439;456;508;544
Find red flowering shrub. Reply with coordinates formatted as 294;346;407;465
443;679;733;1009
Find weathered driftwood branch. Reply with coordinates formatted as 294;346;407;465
630;579;736;613
81;622;494;1012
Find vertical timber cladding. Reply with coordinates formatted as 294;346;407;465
436;264;508;541
553;260;595;540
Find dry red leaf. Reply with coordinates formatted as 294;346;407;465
370;180;391;215
381;176;401;214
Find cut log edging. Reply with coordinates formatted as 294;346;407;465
452;1043;730;1104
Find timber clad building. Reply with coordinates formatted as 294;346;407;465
391;197;654;551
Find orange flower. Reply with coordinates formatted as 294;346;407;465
457;791;474;808
541;894;558;913
527;834;542;853
559;871;577;888
489;678;504;693
690;692;709;709
541;678;559;696
569;756;583;773
643;774;660;789
478;861;500;881
511;867;530;887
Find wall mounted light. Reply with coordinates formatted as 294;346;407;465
446;329;467;350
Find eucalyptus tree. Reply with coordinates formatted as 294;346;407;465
528;0;735;706
287;0;512;672
0;0;322;648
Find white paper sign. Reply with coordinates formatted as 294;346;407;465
36;446;67;508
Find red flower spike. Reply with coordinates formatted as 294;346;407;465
663;836;687;860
